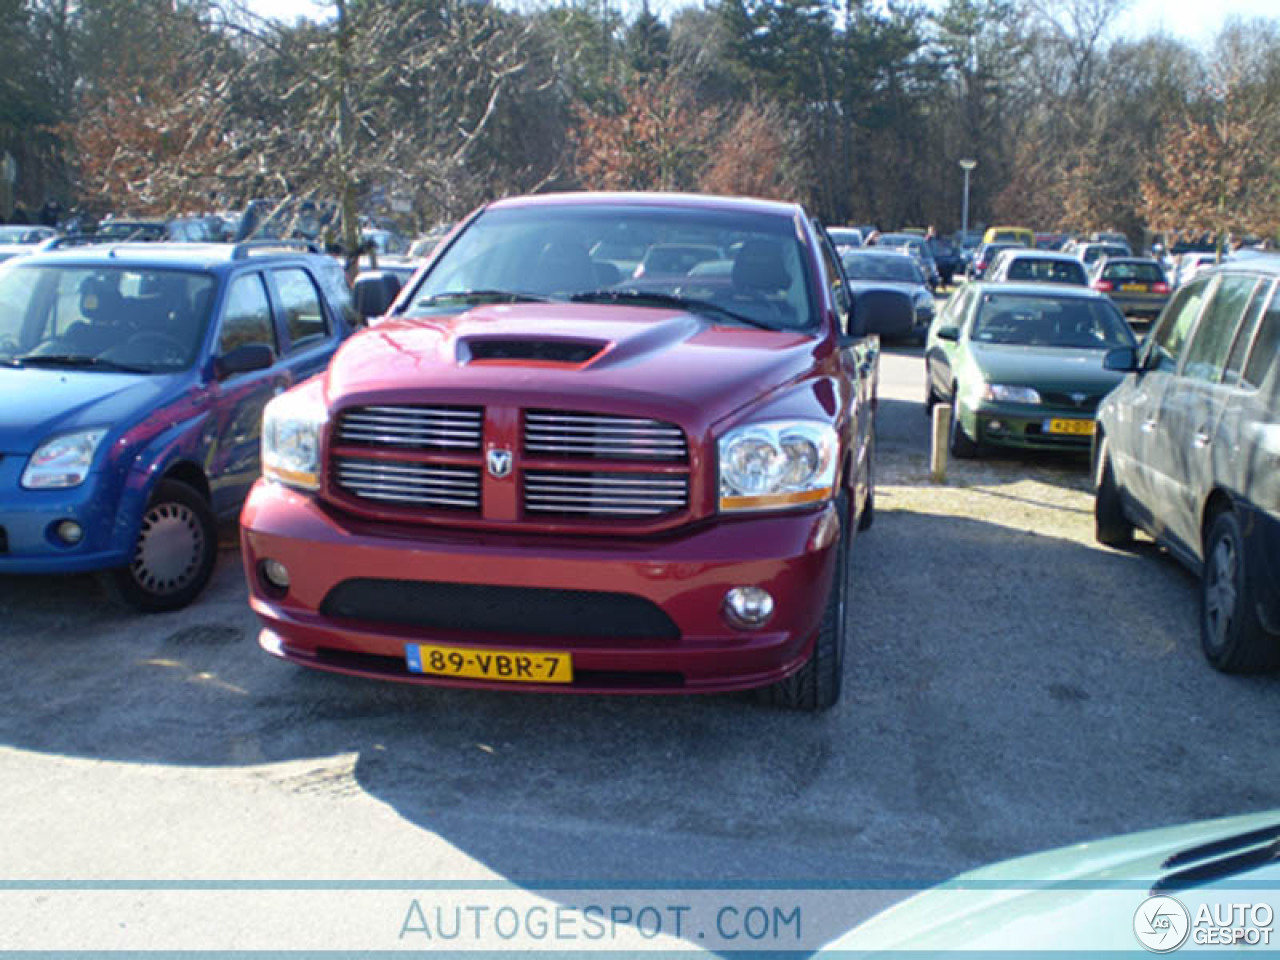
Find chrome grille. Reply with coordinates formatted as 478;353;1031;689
337;406;483;451
524;411;687;461
525;471;688;517
335;457;481;510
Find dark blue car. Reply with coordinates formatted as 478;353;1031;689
0;241;358;610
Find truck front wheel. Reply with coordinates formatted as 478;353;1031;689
759;496;848;711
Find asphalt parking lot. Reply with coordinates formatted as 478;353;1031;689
2;343;1278;910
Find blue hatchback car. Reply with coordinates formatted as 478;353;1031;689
0;241;358;610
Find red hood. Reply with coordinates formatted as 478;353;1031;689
323;303;822;430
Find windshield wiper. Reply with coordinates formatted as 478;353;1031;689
415;290;552;307
17;354;153;373
569;290;779;331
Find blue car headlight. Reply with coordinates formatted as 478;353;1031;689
21;429;108;489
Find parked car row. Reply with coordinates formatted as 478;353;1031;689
2;196;1276;694
920;252;1280;676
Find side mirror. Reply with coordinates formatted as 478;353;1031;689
353;272;402;318
216;342;275;378
936;325;960;342
1103;346;1141;372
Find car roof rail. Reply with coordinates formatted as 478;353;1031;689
231;238;321;259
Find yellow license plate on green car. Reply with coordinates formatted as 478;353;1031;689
1045;418;1095;436
406;643;573;683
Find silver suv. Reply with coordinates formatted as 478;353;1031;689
1094;255;1280;671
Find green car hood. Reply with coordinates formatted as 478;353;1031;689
967;342;1126;394
827;810;1280;952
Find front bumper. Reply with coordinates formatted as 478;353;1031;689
240;480;844;695
957;399;1096;451
0;455;133;574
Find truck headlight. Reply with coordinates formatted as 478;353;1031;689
718;420;837;512
984;384;1042;404
21;429;108;489
262;389;328;491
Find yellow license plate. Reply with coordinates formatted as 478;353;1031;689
1045;418;1095;435
406;643;573;683
1120;283;1147;292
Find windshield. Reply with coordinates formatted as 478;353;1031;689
0;264;216;371
1101;261;1165;282
971;293;1136;349
407;203;816;331
1003;257;1087;284
841;253;924;284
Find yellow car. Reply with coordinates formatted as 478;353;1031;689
982;225;1034;247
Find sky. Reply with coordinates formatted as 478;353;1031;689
249;0;1277;47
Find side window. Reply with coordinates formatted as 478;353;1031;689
814;226;849;335
1242;287;1280;391
1147;279;1208;372
315;261;359;330
217;273;276;356
1223;280;1273;388
274;267;329;350
949;287;976;332
1180;274;1259;384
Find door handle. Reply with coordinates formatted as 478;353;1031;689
1140;418;1157;434
1193;426;1212;449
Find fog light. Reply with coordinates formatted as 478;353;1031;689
987;420;1005;433
261;559;291;591
55;520;84;545
724;586;774;629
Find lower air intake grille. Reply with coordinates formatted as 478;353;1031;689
320;579;681;641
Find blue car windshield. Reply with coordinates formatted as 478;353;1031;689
406;203;817;331
972;294;1137;349
0;264;216;371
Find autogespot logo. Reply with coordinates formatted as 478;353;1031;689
1135;896;1191;953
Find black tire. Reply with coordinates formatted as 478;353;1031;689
102;479;217;613
949;389;980;459
1200;510;1280;673
760;496;848;711
1093;442;1133;546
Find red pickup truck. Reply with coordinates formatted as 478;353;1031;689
241;192;879;710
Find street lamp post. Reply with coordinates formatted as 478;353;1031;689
959;158;977;239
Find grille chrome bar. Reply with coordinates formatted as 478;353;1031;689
335;457;481;510
338;406;483;451
524;411;687;462
525;471;688;517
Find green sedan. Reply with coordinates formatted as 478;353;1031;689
925;282;1138;457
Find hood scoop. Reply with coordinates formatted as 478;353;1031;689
1151;822;1280;893
459;337;606;366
